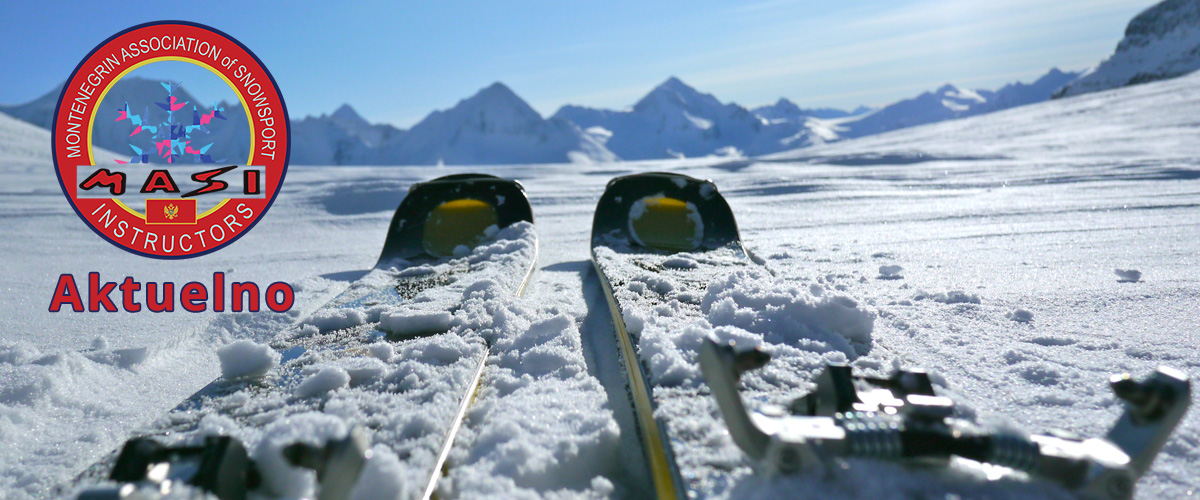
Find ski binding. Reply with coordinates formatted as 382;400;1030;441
699;338;1190;500
76;427;371;500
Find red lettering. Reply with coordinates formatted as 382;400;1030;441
88;272;117;312
181;282;207;312
231;282;259;312
79;169;126;195
49;274;84;312
140;170;180;193
119;277;141;312
147;282;174;312
243;170;260;195
213;272;225;312
182;165;236;198
266;282;294;312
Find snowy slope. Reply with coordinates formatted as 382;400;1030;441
1;70;1198;499
831;68;1080;140
1057;0;1200;97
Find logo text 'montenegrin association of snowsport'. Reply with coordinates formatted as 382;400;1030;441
52;21;289;259
47;21;295;315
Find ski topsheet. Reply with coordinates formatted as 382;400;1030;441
72;174;537;500
590;172;753;499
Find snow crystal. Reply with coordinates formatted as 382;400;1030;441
218;339;280;379
367;342;394;362
1007;309;1035;323
915;290;981;304
335;357;389;386
443;277;619;499
662;256;698;269
84;346;150;369
878;264;904;279
378;310;452;336
294;366;350;398
1115;268;1142;282
303;307;372;333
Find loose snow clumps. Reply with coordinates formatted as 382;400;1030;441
593;243;877;497
1115;269;1142;282
294;366;350;398
442;280;621;498
878;265;904;279
218;339;280;379
1007;309;1035;323
915;290;981;304
378;310;452;336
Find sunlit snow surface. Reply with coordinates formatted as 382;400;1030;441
1;70;1199;499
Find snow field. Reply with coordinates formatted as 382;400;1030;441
0;69;1198;499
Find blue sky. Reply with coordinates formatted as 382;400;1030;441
1;0;1155;127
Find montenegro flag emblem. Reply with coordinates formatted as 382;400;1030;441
146;199;197;224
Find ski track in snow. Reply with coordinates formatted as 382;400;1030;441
1;70;1199;499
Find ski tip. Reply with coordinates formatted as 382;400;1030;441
591;172;741;253
377;174;533;266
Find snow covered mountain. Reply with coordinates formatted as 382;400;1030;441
373;82;616;165
2;80;615;166
290;105;401;165
1;71;1082;166
973;68;1080;112
554;77;813;160
1057;0;1200;97
551;71;1078;159
752;98;871;121
0;77;251;164
832;68;1079;139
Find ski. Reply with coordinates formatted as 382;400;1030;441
699;339;1189;500
589;172;751;499
71;173;538;500
589;172;1191;500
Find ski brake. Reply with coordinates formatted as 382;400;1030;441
699;338;1190;500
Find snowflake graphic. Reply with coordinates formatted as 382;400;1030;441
113;81;228;165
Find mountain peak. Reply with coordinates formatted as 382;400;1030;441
934;83;960;94
654;76;698;95
331;104;365;122
475;82;521;101
636;76;724;114
1058;0;1200;97
773;97;799;108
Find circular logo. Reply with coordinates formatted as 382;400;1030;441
52;21;289;259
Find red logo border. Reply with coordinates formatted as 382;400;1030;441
51;20;290;259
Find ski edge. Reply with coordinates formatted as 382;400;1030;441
591;250;686;500
420;235;539;500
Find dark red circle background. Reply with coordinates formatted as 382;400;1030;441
52;21;289;259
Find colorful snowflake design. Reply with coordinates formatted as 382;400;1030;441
114;81;227;165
